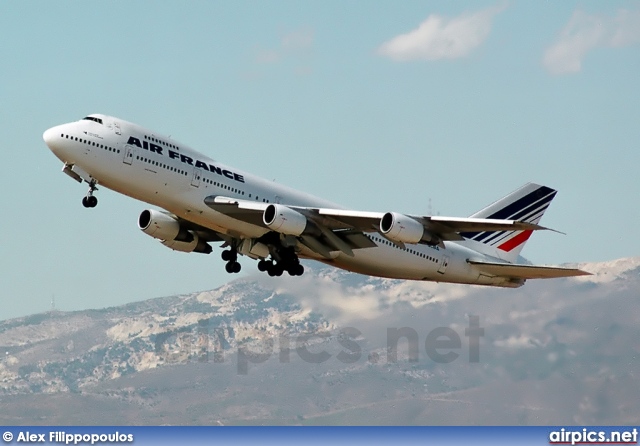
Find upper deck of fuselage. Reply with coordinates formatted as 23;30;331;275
46;113;342;210
82;114;205;158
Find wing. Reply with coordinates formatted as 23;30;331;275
203;196;377;258
175;216;225;243
317;209;548;242
468;260;591;279
203;195;550;258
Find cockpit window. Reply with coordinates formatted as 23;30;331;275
83;116;103;124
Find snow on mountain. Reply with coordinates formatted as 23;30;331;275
0;257;638;424
573;257;640;283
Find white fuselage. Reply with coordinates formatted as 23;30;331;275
43;114;521;287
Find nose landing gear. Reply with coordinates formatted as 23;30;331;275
82;181;98;208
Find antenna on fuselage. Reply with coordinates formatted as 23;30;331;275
427;198;440;216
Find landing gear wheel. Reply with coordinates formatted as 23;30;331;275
288;264;304;276
258;259;268;272
225;261;241;274
82;195;97;208
267;261;283;277
82;181;98;208
221;250;234;262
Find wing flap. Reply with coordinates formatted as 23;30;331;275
204;195;269;212
203;195;268;227
468;260;591;279
338;230;378;249
425;216;547;233
299;235;335;259
315;208;384;230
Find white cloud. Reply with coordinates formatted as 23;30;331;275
281;28;314;52
254;27;314;64
255;49;281;64
544;9;640;75
377;3;507;61
265;268;472;325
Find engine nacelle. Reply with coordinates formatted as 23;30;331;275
263;204;308;236
138;209;193;242
161;235;212;254
380;212;439;245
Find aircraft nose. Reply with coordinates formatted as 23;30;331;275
43;126;58;147
43;125;69;160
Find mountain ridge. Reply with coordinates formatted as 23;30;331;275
1;257;638;424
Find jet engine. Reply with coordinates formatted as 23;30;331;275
380;212;439;245
263;204;308;236
138;209;212;254
161;236;212;254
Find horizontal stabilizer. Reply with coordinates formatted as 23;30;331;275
468;260;591;279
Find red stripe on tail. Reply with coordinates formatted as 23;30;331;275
497;230;533;252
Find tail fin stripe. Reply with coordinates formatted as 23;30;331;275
465;195;553;242
481;231;507;244
497;230;533;252
483;206;550;247
515;204;550;226
488;204;551;245
490;228;532;247
477;204;550;245
481;186;555;221
487;226;525;246
509;193;556;221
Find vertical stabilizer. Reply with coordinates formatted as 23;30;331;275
459;183;557;263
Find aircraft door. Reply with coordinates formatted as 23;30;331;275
123;144;135;165
191;168;202;187
438;255;450;274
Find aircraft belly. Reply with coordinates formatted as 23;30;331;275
330;242;492;285
332;246;430;280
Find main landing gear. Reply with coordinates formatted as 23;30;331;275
221;248;241;274
257;259;304;277
220;237;304;277
258;248;304;277
82;181;98;208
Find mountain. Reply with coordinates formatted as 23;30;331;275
1;258;639;425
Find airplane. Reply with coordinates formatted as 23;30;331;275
43;114;590;288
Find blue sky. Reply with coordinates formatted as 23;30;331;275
1;1;639;320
